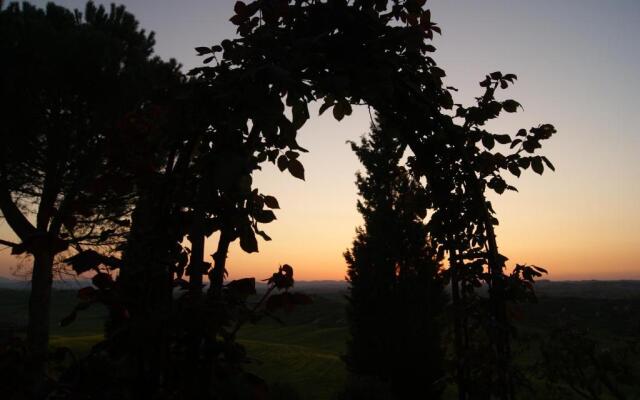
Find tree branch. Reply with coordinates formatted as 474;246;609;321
0;178;36;241
0;238;19;248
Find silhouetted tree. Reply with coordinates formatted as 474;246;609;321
344;115;446;399
0;1;179;386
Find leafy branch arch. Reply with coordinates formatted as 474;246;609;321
150;1;554;397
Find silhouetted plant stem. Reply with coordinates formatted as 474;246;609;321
449;243;467;400
228;284;275;341
450;114;514;399
480;203;513;400
210;229;232;297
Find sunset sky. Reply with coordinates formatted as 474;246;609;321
1;0;639;281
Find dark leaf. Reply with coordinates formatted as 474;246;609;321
533;265;548;274
254;209;276;223
502;99;521;113
332;100;352;121
240;228;258;253
482;134;495;150
523;139;540;153
518;158;531;169
263;195;280;209
319;99;333;115
64;250;105;274
531;157;544;175
488;177;507;194
292;102;309;129
494;134;511;144
234;1;247;15
287;159;305;180
256;230;272;241
508;164;521;177
195;46;211;55
229;14;243;25
277;155;288;172
285;150;299;160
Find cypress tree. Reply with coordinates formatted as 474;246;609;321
344;115;447;399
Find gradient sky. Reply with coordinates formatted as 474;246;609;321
1;0;639;281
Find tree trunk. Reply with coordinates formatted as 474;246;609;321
188;209;205;293
27;249;54;390
117;186;175;393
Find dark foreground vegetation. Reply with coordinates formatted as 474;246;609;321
1;282;639;399
0;1;636;399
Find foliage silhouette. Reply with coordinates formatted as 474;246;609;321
431;72;556;399
0;0;180;389
343;115;446;399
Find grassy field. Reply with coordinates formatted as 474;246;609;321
2;282;640;399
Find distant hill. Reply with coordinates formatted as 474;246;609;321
290;280;347;292
0;277;348;292
535;280;640;299
0;277;28;290
2;277;640;299
0;276;92;290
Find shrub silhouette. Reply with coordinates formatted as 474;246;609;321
0;1;180;390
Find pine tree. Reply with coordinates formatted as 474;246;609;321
344;115;447;399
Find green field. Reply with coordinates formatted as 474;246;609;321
0;288;349;399
2;283;640;399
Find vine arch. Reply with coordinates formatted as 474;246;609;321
85;1;556;399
